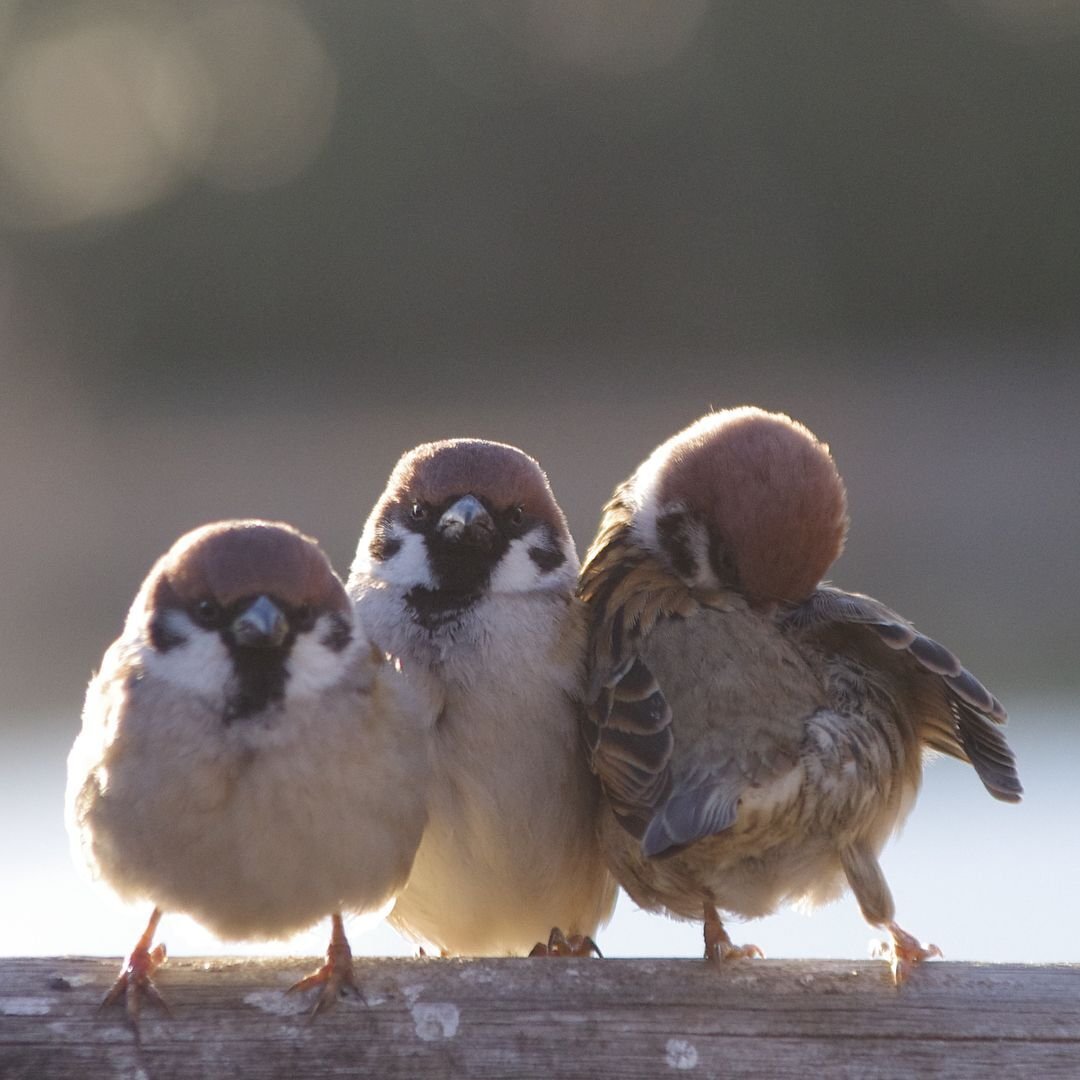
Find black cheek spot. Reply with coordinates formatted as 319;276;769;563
707;528;741;590
656;513;696;580
370;530;402;561
528;545;565;573
321;612;353;653
148;612;186;653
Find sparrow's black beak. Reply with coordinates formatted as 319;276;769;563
438;495;495;546
231;595;289;648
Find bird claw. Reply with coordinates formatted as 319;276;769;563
416;946;452;958
528;926;603;958
875;922;942;984
288;918;358;1015
706;940;765;963
99;941;171;1030
703;904;763;965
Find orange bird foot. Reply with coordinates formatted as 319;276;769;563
288;914;359;1015
703;904;764;965
100;908;171;1032
99;944;171;1030
874;922;942;984
528;926;603;957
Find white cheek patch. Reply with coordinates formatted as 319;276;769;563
684;519;721;590
628;462;717;588
140;612;232;696
352;525;435;588
489;537;545;593
488;536;578;594
286;614;359;699
626;452;668;558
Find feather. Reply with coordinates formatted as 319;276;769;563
786;587;1022;802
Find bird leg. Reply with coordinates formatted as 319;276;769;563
703;903;763;964
528;926;603;957
99;906;171;1030
288;913;358;1014
841;842;941;984
874;922;942;984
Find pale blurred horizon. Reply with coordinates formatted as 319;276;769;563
4;695;1075;962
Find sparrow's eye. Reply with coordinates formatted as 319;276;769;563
293;603;315;632
509;505;525;526
410;502;428;521
193;598;223;628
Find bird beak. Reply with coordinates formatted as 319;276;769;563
231;595;289;648
438;494;495;546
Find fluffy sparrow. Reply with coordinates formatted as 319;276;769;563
67;520;432;1022
577;407;1021;979
349;439;617;956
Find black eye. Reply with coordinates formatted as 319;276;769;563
410;502;428;521
193;598;223;628
294;604;315;631
509;505;525;526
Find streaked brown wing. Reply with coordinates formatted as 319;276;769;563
578;494;699;838
581;655;673;839
786;587;1022;803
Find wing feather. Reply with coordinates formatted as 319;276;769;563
640;770;742;859
786;587;1021;802
578;495;697;838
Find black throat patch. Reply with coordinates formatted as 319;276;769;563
424;527;508;595
222;641;291;723
404;585;483;632
401;508;510;631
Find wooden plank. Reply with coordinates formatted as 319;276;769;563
2;957;1078;1080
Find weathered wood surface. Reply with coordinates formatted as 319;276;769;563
2;956;1078;1079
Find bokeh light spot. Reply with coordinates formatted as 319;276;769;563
0;10;208;228
188;1;338;192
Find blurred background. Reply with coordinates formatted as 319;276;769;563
2;1;1077;964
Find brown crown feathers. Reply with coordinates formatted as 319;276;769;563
379;439;570;530
637;407;849;605
143;520;350;616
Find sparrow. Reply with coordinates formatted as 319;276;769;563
67;520;433;1024
577;407;1022;979
348;438;617;957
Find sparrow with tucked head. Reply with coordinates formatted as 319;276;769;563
349;439;617;957
67;520;432;1023
578;407;1021;979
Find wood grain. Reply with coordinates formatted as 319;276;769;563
2;956;1078;1079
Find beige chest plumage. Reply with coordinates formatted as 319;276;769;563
388;595;616;955
68;646;431;941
